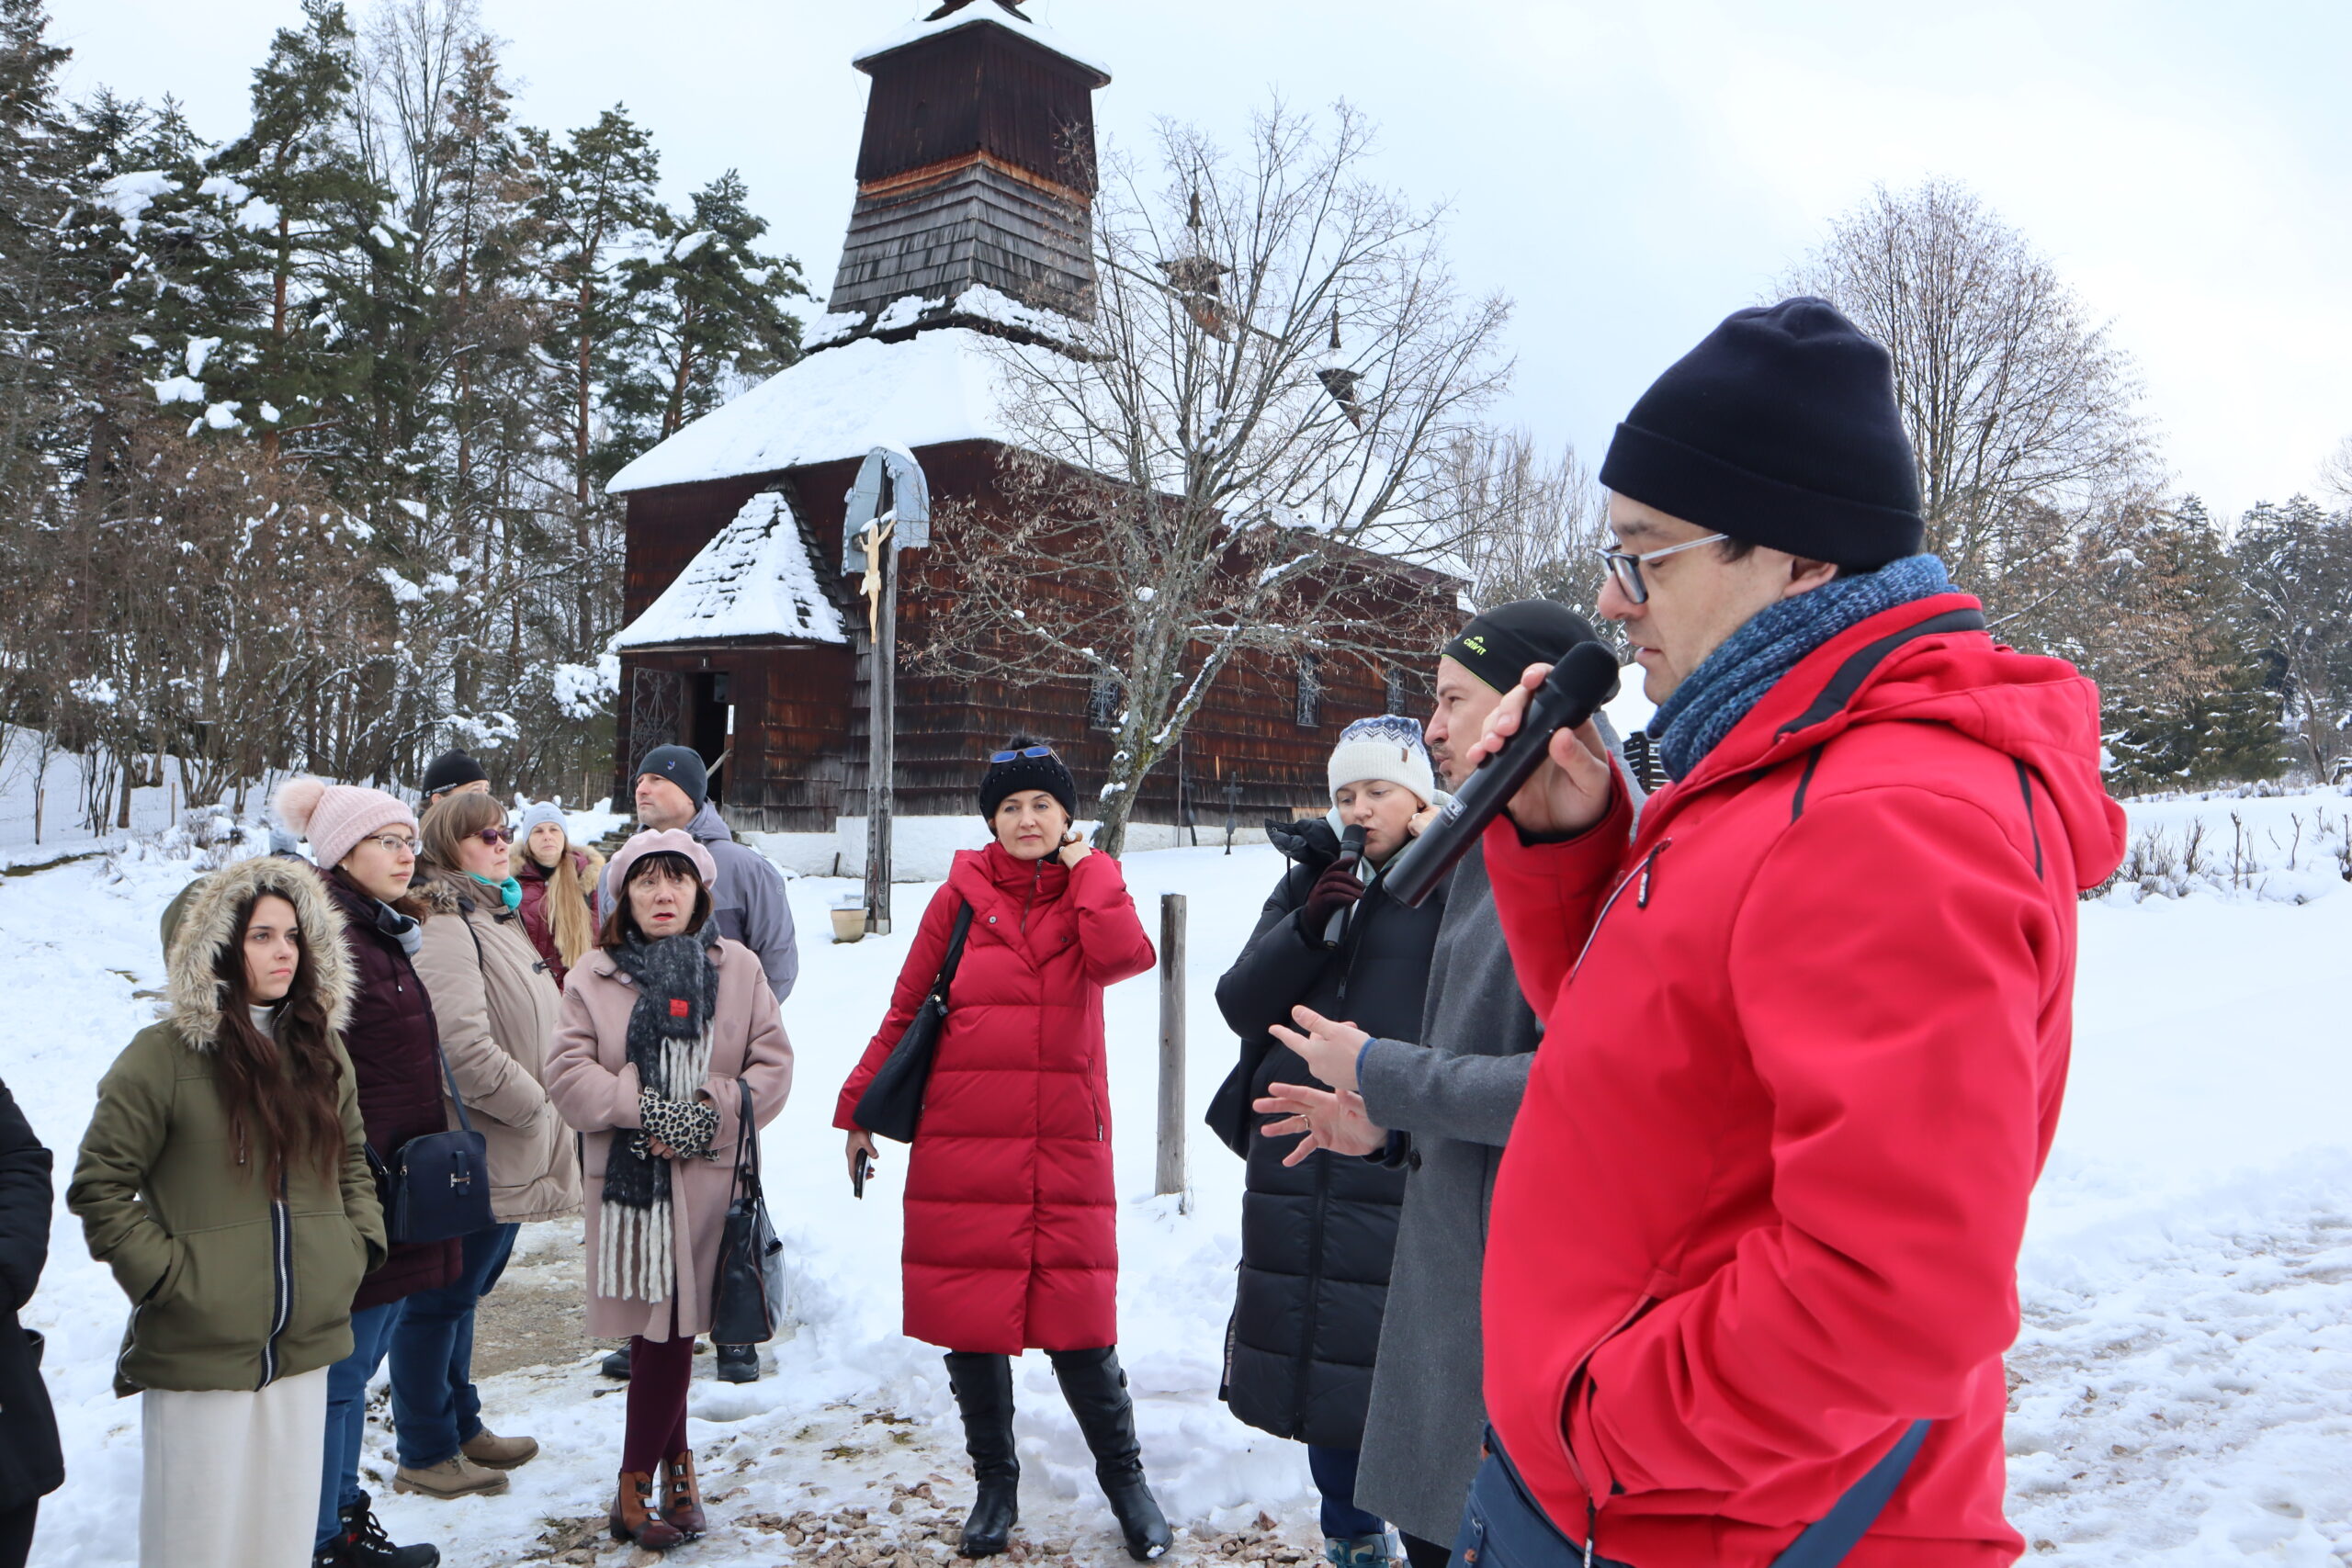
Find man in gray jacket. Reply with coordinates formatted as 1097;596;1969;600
1263;600;1634;1568
601;744;799;1003
596;742;797;1384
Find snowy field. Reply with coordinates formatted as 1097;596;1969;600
6;786;2350;1566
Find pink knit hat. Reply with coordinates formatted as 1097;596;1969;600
273;776;418;872
606;828;717;893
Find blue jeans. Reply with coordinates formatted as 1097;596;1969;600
1452;1437;1642;1568
317;1302;401;1549
388;1223;518;1468
1308;1444;1386;1540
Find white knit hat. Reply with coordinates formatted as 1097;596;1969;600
516;801;568;838
1327;715;1436;807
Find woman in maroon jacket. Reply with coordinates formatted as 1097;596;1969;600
275;778;458;1568
837;741;1166;1564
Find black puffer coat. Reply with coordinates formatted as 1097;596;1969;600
323;871;459;1310
1211;817;1447;1449
0;1078;62;1513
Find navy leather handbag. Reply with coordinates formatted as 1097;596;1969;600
386;1037;494;1245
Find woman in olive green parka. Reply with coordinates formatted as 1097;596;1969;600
69;855;383;1568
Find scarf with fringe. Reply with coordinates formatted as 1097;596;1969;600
596;931;718;1302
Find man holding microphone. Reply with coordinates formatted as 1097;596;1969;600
1453;299;2124;1567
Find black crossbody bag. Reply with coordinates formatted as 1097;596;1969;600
386;1032;495;1245
710;1078;786;1344
852;901;974;1144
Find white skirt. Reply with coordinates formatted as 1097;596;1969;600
140;1365;329;1568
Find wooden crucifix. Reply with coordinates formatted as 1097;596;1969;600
842;446;933;934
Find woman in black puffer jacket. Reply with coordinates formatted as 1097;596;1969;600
0;1078;62;1568
1211;716;1448;1568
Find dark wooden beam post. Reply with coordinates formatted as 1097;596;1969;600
865;476;898;935
1156;892;1187;1202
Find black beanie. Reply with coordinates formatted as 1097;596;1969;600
1598;298;1923;570
978;737;1079;823
419;750;488;796
1445;599;1620;699
636;744;708;808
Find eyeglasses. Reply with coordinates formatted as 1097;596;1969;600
361;832;420;856
1596;532;1730;605
989;745;1057;763
475;827;513;847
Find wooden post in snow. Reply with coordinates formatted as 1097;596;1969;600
1156;892;1187;1201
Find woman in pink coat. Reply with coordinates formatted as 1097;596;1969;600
547;830;791;1553
837;739;1168;1563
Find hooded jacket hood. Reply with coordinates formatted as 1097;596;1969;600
1668;592;2128;889
162;855;356;1052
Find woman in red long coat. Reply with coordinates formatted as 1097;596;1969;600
837;739;1169;1564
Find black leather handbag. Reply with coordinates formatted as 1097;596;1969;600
852;901;974;1144
710;1078;786;1345
386;1036;494;1245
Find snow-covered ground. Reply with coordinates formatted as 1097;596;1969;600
6;785;2350;1566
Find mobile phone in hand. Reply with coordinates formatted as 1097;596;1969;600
853;1146;870;1199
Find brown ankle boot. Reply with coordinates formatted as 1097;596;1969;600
662;1448;707;1538
611;1470;686;1550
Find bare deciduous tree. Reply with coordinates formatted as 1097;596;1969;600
1782;179;2155;637
1442;428;1613;626
925;103;1510;856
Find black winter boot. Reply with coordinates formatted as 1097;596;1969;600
331;1492;441;1567
1048;1347;1171;1562
944;1352;1020;1557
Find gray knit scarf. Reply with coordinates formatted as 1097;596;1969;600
1648;554;1952;780
596;932;718;1302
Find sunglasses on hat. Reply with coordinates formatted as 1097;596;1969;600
989;745;1057;763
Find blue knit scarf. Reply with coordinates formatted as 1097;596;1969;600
1647;554;1952;780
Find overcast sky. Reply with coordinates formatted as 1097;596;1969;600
55;0;2352;521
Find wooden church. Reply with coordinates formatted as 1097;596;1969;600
605;1;1463;869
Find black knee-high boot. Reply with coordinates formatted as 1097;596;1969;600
1047;1347;1171;1562
944;1352;1019;1558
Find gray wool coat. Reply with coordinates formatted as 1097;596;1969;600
1350;841;1541;1544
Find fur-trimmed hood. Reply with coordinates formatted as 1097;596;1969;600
162;855;356;1051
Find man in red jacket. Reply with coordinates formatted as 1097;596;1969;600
1457;299;2128;1568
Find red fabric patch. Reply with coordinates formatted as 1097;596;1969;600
669;998;690;1018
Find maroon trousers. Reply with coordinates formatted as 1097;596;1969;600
621;1329;693;1474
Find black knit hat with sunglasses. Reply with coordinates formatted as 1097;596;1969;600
1598;297;1923;570
978;735;1079;823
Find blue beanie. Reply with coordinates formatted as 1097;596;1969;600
1599;298;1922;570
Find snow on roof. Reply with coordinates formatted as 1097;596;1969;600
612;491;848;649
606;328;1022;494
853;4;1111;84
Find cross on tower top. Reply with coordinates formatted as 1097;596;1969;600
923;0;1032;20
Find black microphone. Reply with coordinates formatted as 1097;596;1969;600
1322;823;1367;949
1385;640;1624;908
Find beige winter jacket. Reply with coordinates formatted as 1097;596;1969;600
411;874;582;1224
546;936;791;1340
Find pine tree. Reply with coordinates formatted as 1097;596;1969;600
612;169;805;457
0;0;76;516
209;0;386;467
524;105;662;649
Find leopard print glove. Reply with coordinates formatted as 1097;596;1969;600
634;1090;719;1161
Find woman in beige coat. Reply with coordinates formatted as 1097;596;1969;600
547;829;791;1552
390;791;582;1502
